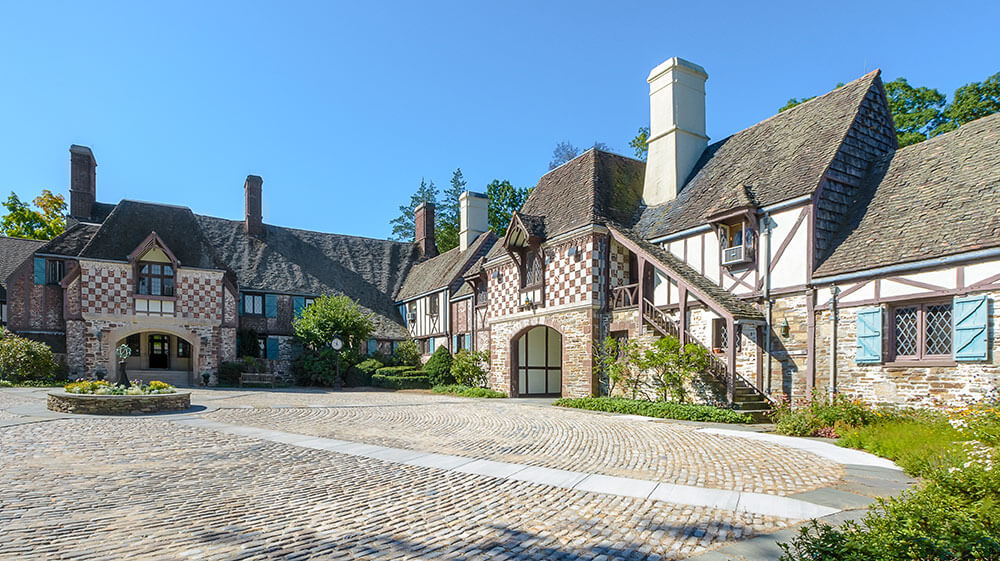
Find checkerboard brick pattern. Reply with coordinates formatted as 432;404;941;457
543;235;597;308
487;261;520;317
610;238;631;289
176;271;222;321
80;262;130;315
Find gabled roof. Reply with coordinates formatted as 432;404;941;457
397;232;497;301
815;112;1000;278
197;215;421;338
73;200;230;270
637;70;886;239
487;149;645;261
0;236;45;293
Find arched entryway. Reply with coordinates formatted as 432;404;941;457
514;326;562;397
112;330;196;387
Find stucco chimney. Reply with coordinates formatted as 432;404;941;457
459;191;488;252
642;57;708;206
414;202;437;258
69;145;96;220
244;175;264;238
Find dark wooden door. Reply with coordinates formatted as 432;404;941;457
149;335;170;369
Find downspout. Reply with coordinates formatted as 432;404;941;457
829;286;840;395
762;213;773;394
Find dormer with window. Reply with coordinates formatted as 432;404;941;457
502;212;546;310
128;232;180;317
705;193;757;269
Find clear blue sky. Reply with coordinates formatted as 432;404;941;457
1;1;997;240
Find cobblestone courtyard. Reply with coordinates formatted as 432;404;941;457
0;388;902;560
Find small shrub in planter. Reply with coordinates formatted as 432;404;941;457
423;347;454;386
345;358;383;387
372;374;431;390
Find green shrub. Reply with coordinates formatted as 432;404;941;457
423;346;454;386
218;361;243;385
432;384;506;398
776;409;823;437
393;339;421;367
451;349;489;388
372;374;431;390
555;396;752;424
376;365;419;377
345;358;383;387
0;331;60;383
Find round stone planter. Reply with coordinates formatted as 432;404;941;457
47;391;191;415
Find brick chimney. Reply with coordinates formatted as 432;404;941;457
459;191;488;252
642;57;708;206
414;202;437;257
244;175;264;238
69;145;96;219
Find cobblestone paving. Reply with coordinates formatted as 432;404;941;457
0;418;792;560
206;395;842;495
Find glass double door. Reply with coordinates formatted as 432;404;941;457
516;326;562;397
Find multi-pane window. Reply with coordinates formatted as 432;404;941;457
177;339;191;358
712;318;728;352
1;302;6;326
428;293;439;316
892;302;953;359
303;297;315;308
125;334;141;356
407;301;417;319
521;249;543;288
243;293;264;316
46;260;65;284
475;281;488;307
138;263;175;296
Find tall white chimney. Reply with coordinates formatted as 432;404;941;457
642;57;708;206
459;191;488;251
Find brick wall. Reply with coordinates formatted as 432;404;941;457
6;258;66;332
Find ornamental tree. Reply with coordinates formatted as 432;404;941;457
292;294;373;351
637;335;710;403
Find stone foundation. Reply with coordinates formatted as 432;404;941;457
47;392;191;415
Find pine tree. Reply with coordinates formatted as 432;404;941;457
435;168;466;253
389;179;438;241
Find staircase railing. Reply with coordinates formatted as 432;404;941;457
611;283;639;309
641;298;677;338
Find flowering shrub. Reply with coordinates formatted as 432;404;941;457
64;379;176;395
770;392;887;437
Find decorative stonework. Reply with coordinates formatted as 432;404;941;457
47;391;191;415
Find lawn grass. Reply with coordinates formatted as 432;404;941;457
554;396;752;424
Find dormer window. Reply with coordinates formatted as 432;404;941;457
719;222;751;266
521;249;543;288
137;263;175;296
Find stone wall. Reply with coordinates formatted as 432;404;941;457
766;293;811;401
47;391;191;415
814;290;1000;407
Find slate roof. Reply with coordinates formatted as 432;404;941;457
487;149;645;260
37;223;100;257
815;112;1000;278
636;70;883;239
608;224;764;321
397;232;497;301
0;236;45;296
196;215;421;338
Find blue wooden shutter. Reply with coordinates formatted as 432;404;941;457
428;338;435;353
238;292;243;316
293;296;305;317
33;257;46;285
855;307;883;363
954;295;989;361
465;333;472;350
266;337;279;360
265;294;278;318
367;339;377;355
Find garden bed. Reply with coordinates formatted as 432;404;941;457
48;391;191;415
554;396;753;424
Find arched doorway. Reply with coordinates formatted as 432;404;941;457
514;326;562;397
113;331;196;387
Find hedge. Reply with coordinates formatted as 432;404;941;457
345;358;383;387
432;385;506;398
376;365;419;377
372;374;431;390
554;397;752;424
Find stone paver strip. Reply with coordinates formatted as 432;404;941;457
205;397;843;495
697;427;901;470
0;417;793;560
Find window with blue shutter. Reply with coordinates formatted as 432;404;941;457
465;333;472;350
33;257;45;285
428;338;435;353
855;307;883;364
367;339;377;355
266;337;279;360
265;294;277;318
954;295;989;361
293;296;305;318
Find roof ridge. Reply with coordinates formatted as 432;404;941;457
195;213;412;246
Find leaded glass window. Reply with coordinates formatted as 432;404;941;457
891;302;954;360
894;307;918;357
925;304;953;356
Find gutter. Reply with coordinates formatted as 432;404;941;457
813;247;1000;285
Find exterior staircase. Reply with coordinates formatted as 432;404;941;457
641;298;772;421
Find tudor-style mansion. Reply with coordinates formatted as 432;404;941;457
1;56;998;408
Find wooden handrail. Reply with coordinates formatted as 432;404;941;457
611;283;639;309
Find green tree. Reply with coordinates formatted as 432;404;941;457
936;72;1000;136
389;179;438;241
0;190;66;240
637;335;710;402
392;339;421;367
884;78;948;147
595;336;641;397
450;349;489;388
485;179;531;237
629;127;649;160
292;294;374;351
435;168;466;253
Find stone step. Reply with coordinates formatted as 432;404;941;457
732;400;772;411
